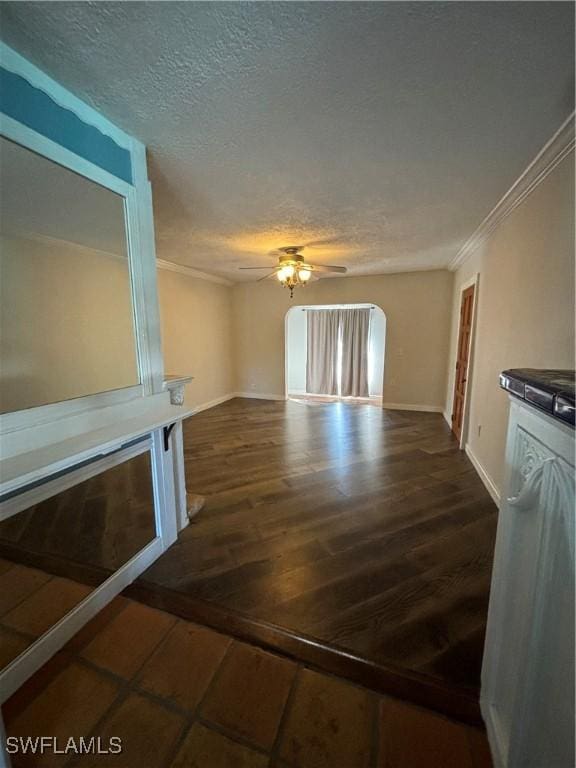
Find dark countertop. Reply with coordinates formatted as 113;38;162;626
500;368;575;427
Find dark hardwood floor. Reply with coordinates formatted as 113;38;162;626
134;398;497;719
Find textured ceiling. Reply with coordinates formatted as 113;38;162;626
0;2;574;280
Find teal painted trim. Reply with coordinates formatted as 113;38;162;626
0;66;132;184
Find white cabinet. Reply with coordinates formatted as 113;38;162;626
481;397;575;768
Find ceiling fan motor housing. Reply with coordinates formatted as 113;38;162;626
278;246;305;264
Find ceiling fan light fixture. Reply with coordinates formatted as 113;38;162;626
240;245;345;297
276;260;312;296
278;264;295;281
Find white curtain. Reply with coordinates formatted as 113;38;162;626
306;309;339;395
339;308;370;397
306;307;370;398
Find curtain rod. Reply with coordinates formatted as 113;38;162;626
301;307;375;311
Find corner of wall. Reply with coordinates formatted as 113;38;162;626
464;443;500;506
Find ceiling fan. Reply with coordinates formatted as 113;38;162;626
239;246;347;297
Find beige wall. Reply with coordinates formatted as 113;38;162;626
446;152;575;494
232;270;453;408
0;235;138;413
157;269;235;410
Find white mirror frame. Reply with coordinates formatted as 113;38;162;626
0;42;164;435
0;436;167;703
0;44;181;719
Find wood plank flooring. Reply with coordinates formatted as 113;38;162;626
137;398;497;713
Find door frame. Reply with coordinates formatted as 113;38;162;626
451;273;479;449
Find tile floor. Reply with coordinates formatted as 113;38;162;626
1;588;493;768
0;559;93;671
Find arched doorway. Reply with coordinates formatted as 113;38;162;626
285;303;386;402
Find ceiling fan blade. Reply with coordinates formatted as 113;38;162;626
257;271;278;282
303;237;350;248
310;264;347;273
239;266;276;270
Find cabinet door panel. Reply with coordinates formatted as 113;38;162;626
482;401;575;768
482;427;553;761
510;457;575;768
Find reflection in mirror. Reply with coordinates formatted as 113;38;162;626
0;136;139;414
0;449;156;671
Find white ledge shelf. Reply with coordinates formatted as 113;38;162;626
0;396;193;498
163;375;193;406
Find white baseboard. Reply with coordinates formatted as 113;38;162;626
234;392;287;401
465;444;501;506
382;402;444;413
442;410;452;427
188;393;236;415
187;392;288;413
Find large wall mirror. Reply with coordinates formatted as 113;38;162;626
0;442;157;684
0;136;140;414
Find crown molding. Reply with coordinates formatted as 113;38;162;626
155;258;233;286
448;111;575;272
